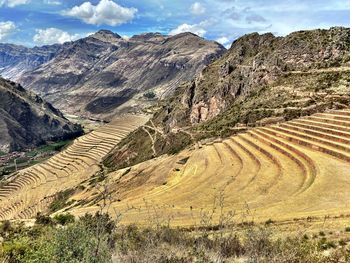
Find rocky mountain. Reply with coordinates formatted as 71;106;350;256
1;30;225;120
0;78;82;153
105;26;350;169
0;43;62;79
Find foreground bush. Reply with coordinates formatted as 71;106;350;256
0;212;116;263
0;215;350;262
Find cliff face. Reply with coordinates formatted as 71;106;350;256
0;78;82;153
105;27;350;170
1;30;225;120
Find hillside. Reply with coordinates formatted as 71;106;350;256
0;78;82;153
105;27;350;169
0;43;62;79
1;109;350;228
70;109;350;225
0;114;148;220
2;30;225;120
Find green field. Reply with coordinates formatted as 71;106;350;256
25;140;71;158
0;140;72;178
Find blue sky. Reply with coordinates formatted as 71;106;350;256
0;0;349;47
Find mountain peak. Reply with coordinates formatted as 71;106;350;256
89;30;122;42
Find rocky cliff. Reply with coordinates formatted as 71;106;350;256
0;78;82;153
105;27;350;169
2;30;225;120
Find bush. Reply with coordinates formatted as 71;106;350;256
49;189;75;213
53;213;75;226
0;220;12;234
143;91;156;99
25;212;116;263
35;213;54;226
1;237;31;262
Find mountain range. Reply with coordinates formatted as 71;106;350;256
0;30;225;121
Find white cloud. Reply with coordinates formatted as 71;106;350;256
63;0;137;26
0;0;30;7
33;28;80;45
0;21;16;41
216;36;229;45
190;2;205;15
216;36;232;49
44;0;61;5
169;21;209;37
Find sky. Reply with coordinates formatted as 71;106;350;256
0;0;349;48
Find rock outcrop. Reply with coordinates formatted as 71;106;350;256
157;27;350;128
0;78;82;153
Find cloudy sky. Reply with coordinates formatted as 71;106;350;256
0;0;349;47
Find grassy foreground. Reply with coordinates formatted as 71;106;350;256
0;212;349;263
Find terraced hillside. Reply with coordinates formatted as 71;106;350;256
0;114;148;221
66;109;350;226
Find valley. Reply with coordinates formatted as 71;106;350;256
0;114;148;220
0;24;350;262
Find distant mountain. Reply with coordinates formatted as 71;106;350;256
0;78;82;153
0;30;225;120
0;43;62;79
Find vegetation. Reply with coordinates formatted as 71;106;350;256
143;91;157;100
49;188;76;213
0;140;72;177
25;140;71;158
0;212;349;263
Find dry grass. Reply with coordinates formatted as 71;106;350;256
67;109;350;228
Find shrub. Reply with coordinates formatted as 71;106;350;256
53;213;75;226
35;213;54;226
1;237;31;262
143;91;156;99
24;213;117;263
265;219;274;225
0;220;12;234
49;188;75;213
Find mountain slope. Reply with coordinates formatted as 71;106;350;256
105;27;350;169
4;30;225;120
0;43;62;79
0;78;82;153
